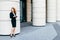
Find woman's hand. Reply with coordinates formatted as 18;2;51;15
16;16;17;18
13;16;15;17
13;16;17;17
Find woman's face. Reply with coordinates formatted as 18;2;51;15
11;9;14;12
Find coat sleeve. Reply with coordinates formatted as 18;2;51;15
10;13;13;18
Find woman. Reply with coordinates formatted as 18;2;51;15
10;7;17;37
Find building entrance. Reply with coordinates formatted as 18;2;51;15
20;0;27;22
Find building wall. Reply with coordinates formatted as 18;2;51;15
56;0;60;21
47;0;56;22
27;0;31;22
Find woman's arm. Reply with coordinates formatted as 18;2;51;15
10;13;13;18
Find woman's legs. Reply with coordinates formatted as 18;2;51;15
13;28;16;35
10;28;13;37
11;28;15;36
10;19;16;37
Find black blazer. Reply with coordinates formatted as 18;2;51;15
10;12;16;27
10;12;16;20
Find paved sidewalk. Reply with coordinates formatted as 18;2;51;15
0;22;59;40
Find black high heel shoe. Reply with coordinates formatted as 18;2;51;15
10;34;13;38
13;34;16;37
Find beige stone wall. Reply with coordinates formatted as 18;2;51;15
26;0;31;22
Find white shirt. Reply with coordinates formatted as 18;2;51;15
13;12;16;17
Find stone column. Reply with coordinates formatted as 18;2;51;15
0;0;20;35
47;0;56;22
33;0;46;26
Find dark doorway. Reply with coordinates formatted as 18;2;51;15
20;0;27;22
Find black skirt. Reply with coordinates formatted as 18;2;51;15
11;19;16;27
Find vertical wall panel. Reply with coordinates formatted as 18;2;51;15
47;0;56;22
56;0;60;21
27;0;31;22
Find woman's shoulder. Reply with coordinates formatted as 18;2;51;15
10;12;13;14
